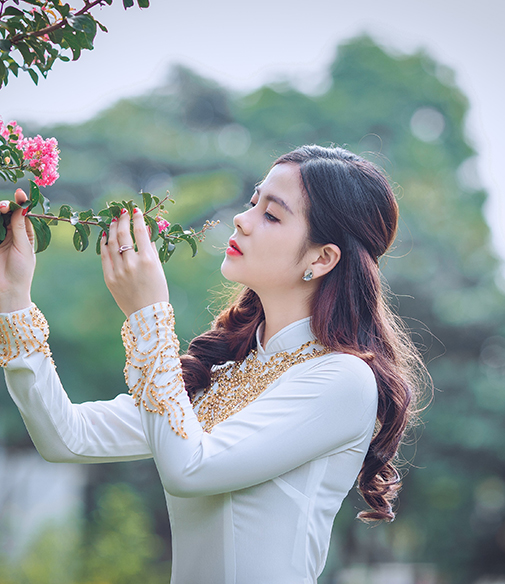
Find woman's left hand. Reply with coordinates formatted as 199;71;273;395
101;208;169;317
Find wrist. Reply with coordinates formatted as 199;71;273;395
0;294;32;314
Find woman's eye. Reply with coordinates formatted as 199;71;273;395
264;212;279;223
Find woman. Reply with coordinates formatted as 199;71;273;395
0;145;422;583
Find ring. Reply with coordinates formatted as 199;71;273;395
118;245;134;254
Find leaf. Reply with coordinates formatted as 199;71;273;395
78;209;94;221
144;214;159;242
73;223;89;251
58;204;72;219
95;230;104;254
3;6;24;16
180;233;198;257
27;68;38;85
28;216;51;253
123;0;134;8
97;20;108;33
39;192;50;213
142;192;152;212
137;0;150;7
0;39;12;52
68;15;97;36
159;242;175;263
168;223;184;235
28;180;40;210
0;216;7;242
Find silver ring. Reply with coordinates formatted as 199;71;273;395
118;245;134;254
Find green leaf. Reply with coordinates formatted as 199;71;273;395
27;68;38;85
0;216;7;242
39;192;50;214
168;223;184;235
159;242;175;263
28;180;40;210
73;223;89;251
180;233;198;257
16;42;33;65
137;0;150;7
0;39;12;52
58;204;72;219
78;209;94;221
95;230;105;254
3;6;24;16
28;216;51;253
97;20;108;33
142;192;152;212
144;214;159;242
123;0;134;8
68;15;97;36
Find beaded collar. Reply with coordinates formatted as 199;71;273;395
193;318;331;432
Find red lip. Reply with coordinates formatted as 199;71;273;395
226;238;243;256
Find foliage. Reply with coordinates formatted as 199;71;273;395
0;483;166;584
0;0;149;88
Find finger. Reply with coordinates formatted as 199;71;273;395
107;217;119;253
132;208;151;254
9;207;32;252
117;208;134;248
0;201;10;215
15;189;27;205
24;214;35;249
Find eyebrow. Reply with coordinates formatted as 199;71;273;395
255;186;294;215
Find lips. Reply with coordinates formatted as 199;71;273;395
227;238;243;255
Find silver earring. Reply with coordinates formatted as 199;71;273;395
302;269;313;281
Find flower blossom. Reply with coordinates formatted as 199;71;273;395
19;134;60;187
0;119;24;143
156;218;170;233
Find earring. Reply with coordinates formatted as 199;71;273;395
302;269;313;281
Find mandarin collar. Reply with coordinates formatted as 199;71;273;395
256;317;316;356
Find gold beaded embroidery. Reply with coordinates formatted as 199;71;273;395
0;306;53;367
121;304;188;439
193;341;331;433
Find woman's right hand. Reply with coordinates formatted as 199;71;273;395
0;189;35;313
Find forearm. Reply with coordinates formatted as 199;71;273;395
1;305;152;463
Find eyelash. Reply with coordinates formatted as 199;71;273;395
244;201;280;223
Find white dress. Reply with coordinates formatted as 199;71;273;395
0;303;378;584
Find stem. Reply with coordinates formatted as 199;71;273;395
25;193;173;227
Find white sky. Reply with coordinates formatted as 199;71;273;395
1;0;504;261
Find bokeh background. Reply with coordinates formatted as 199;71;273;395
1;1;504;583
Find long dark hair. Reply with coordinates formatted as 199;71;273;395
181;144;426;522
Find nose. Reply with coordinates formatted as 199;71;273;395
233;208;251;234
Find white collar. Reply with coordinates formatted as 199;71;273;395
255;317;316;356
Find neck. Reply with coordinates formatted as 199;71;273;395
257;288;313;348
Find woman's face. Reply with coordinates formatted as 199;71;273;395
221;163;313;295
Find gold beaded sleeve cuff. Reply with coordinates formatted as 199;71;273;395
121;303;188;439
0;305;53;367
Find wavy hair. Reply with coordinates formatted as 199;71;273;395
180;145;427;522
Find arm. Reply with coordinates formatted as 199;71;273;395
123;302;378;497
0;192;151;463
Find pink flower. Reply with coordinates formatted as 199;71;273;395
19;134;60;187
0;119;24;144
156;218;170;233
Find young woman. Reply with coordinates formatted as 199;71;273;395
0;145;423;584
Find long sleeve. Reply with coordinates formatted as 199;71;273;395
123;302;378;498
0;305;152;463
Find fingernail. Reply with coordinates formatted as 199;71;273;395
22;208;28;216
111;217;117;223
120;208;128;215
102;231;106;238
133;207;140;214
0;202;8;208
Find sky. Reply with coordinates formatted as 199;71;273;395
1;0;504;262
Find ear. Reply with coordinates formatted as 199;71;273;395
310;244;341;279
